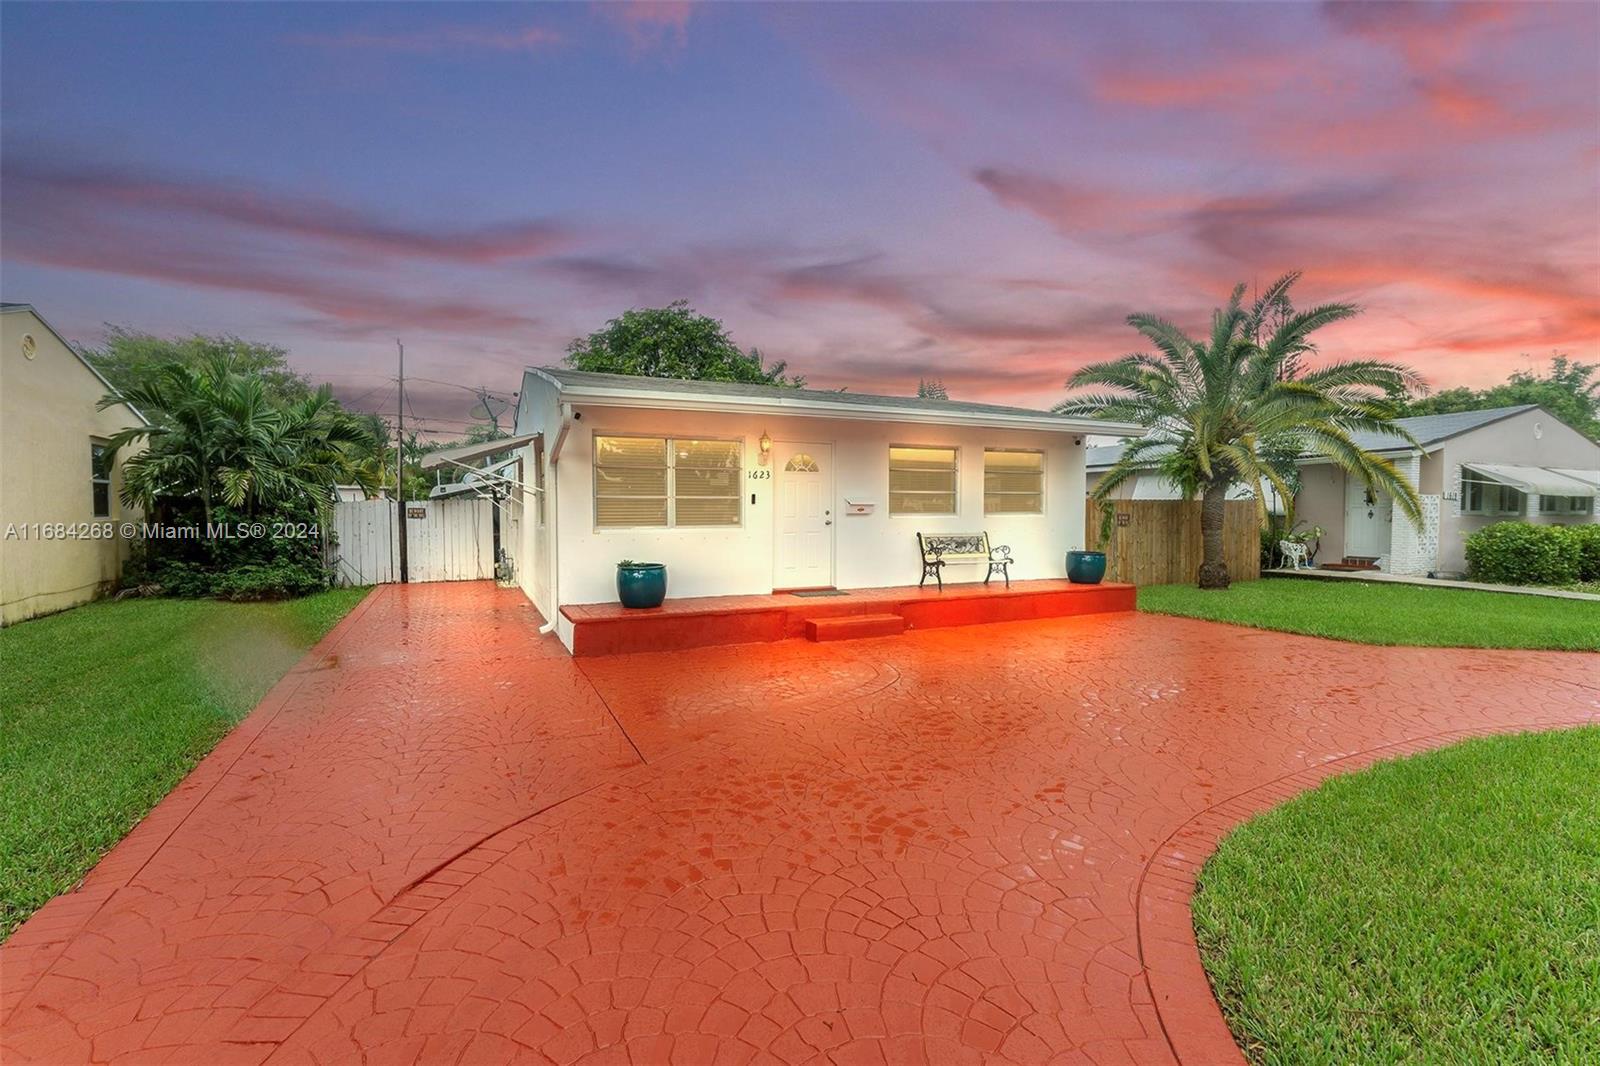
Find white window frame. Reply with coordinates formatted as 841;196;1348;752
888;443;959;517
592;433;744;530
1538;494;1593;516
91;440;112;518
983;448;1046;515
1460;475;1524;516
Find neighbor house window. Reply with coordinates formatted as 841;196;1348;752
1461;477;1524;516
889;445;957;515
984;449;1044;514
593;435;741;528
90;442;112;517
1539;494;1593;516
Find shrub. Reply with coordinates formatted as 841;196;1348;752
1464;522;1579;586
211;562;327;601
121;499;332;600
1567;523;1600;582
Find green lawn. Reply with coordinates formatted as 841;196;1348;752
1139;578;1600;651
0;589;368;939
1194;727;1600;1065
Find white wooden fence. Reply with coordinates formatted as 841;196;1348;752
330;498;494;585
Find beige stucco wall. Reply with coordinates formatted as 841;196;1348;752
1435;407;1600;572
0;308;145;625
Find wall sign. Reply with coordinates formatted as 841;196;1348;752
407;507;427;518
1116;512;1132;526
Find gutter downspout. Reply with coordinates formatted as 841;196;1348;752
537;403;573;636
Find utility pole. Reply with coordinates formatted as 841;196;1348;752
396;339;409;584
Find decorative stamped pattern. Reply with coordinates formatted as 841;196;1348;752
2;582;1594;1065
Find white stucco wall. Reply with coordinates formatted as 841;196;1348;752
512;389;1090;620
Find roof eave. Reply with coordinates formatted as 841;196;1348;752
3;304;150;426
528;371;1141;438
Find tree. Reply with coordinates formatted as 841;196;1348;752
1393;354;1599;441
917;378;949;400
1061;273;1423;589
565;301;802;386
98;354;374;524
82;326;312;403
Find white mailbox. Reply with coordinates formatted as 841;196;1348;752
844;499;876;515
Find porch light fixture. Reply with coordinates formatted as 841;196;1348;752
758;430;773;464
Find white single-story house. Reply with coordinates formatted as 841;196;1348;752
504;368;1140;651
1087;404;1600;575
1;303;148;625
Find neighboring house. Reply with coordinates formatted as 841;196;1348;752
1086;405;1600;575
507;368;1139;651
0;304;147;625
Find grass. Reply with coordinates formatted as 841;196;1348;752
1193;727;1600;1065
0;588;368;939
1139;578;1600;651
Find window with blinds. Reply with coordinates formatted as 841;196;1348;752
889;445;957;515
673;438;742;526
593;435;742;528
984;449;1044;514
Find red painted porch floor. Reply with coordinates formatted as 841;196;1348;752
561;579;1136;656
2;581;1595;1065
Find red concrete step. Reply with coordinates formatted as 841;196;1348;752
805;613;906;642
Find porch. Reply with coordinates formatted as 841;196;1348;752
559;578;1136;656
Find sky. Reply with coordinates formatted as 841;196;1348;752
3;1;1597;436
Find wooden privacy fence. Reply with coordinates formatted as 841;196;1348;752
329;498;494;585
1086;499;1260;586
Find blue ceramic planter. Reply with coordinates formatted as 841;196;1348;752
1066;550;1107;585
616;562;667;608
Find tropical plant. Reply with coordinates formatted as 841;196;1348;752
566;301;802;386
98;354;375;524
1061;273;1423;588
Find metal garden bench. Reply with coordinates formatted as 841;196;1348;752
917;532;1013;590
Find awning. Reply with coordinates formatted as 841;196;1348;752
1551;468;1600;491
419;432;538;470
1464;463;1597;496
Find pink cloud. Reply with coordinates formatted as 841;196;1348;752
6;160;574;265
286;24;565;55
597;1;694;53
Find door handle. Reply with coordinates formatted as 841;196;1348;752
825;520;833;525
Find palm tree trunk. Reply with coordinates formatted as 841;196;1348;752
1197;479;1230;589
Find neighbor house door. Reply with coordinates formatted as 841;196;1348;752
1344;475;1394;561
773;442;834;589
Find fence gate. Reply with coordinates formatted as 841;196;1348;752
330;498;494;585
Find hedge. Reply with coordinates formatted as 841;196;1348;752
1464;521;1596;586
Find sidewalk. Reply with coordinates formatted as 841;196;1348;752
1265;567;1600;601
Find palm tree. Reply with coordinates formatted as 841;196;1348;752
1060;273;1423;589
98;354;374;523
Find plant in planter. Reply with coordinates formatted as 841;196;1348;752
1066;549;1107;584
1283;523;1324;566
616;559;667;609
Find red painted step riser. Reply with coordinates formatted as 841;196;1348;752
569;584;1136;656
806;615;907;642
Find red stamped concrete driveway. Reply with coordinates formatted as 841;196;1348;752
3;582;1595;1066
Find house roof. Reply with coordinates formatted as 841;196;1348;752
527;367;1143;437
1086;405;1540;470
2;302;150;425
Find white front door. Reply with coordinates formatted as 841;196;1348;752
1344;474;1393;561
773;442;834;589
